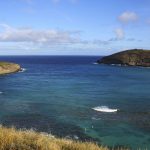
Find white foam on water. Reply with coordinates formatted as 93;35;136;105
19;68;27;73
92;106;118;113
0;91;3;94
73;135;79;140
93;62;98;65
110;64;124;66
91;117;101;120
111;64;116;66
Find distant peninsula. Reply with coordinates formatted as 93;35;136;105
0;62;21;75
97;49;150;67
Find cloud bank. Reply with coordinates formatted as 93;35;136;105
0;24;112;52
0;23;138;53
0;24;80;44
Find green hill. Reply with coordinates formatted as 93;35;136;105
98;49;150;67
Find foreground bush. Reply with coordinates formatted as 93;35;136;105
0;125;108;150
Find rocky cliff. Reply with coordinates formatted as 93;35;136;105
97;49;150;67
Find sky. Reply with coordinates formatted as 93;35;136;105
0;0;150;55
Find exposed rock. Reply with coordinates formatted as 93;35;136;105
97;49;150;67
0;62;21;75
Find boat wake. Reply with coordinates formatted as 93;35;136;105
92;106;118;113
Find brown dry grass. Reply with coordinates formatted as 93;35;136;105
0;125;109;150
0;62;21;75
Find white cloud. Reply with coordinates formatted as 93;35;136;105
0;24;80;44
115;28;125;40
0;24;112;46
118;11;138;23
0;24;111;52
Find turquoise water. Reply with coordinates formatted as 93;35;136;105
0;56;150;149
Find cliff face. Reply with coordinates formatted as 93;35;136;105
0;62;21;75
97;49;150;67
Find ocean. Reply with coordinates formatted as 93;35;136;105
0;56;150;149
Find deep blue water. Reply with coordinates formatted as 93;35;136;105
0;56;150;149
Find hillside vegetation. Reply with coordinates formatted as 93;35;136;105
0;126;109;150
98;49;150;67
0;62;21;75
